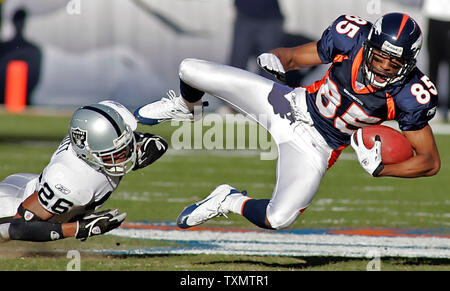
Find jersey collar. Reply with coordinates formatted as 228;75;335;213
351;47;378;94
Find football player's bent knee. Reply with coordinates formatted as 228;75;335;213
266;209;302;230
179;58;200;81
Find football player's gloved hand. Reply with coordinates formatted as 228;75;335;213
257;53;287;84
133;132;168;170
75;209;126;241
350;129;384;177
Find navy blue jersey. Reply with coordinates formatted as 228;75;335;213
305;15;438;150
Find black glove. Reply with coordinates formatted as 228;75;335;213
75;209;126;241
133;132;168;170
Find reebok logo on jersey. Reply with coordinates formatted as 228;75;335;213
427;106;436;117
55;184;71;195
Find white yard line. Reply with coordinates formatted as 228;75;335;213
106;225;450;258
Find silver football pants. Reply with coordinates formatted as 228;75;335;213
179;59;335;229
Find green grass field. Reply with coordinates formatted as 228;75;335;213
0;110;449;271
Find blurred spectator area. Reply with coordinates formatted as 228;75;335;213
0;0;436;111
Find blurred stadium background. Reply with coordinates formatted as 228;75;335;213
0;0;446;112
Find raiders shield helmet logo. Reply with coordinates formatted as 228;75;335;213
71;127;87;149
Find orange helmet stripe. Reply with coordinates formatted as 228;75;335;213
396;14;410;40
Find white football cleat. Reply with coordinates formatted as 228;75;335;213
177;184;246;229
134;90;207;125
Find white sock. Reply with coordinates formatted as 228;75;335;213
223;194;251;215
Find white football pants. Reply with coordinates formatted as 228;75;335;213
0;173;38;219
179;59;336;229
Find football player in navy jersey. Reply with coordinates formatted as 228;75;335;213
134;13;440;230
262;13;440;178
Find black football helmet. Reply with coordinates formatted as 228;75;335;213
363;13;423;88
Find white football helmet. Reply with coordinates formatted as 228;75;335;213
69;103;136;176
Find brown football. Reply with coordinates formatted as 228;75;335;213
360;125;414;165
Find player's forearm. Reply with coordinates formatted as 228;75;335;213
378;154;440;178
7;220;78;242
270;42;322;71
8;219;66;242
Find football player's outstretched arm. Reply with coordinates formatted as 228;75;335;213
5;192;126;242
270;42;324;71
377;125;441;178
257;42;323;82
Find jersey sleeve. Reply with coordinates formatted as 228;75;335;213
395;73;438;131
37;163;93;215
317;15;370;63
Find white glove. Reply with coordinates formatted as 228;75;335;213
257;53;286;83
350;129;384;177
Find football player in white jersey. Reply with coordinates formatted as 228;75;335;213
0;101;167;242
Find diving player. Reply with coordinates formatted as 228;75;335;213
0;101;167;242
134;13;440;230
